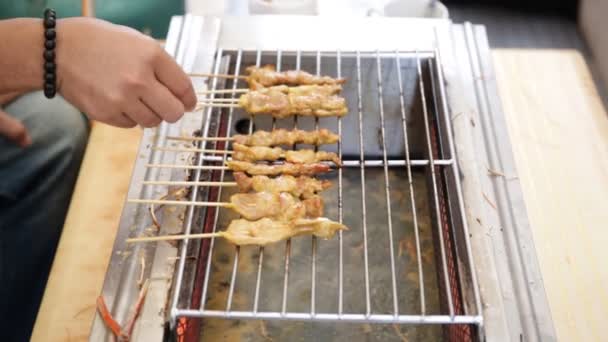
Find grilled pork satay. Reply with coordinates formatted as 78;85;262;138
233;128;339;147
220;217;347;246
245;65;346;90
233;172;332;199
226;161;331;176
238;85;348;118
232;143;342;166
230;192;323;221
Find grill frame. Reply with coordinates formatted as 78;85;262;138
161;46;483;329
90;15;556;342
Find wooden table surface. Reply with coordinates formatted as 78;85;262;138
32;49;608;341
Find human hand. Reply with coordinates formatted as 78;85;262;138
56;18;196;128
0;109;31;147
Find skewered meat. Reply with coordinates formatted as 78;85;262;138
232;143;341;166
226;161;331;176
245;65;346;90
238;85;348;118
218;217;347;246
230;192;323;221
233;128;339;147
233;172;331;199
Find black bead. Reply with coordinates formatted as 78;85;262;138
44;17;56;29
44;72;55;82
45;28;56;40
44;49;55;61
44;62;56;72
45;39;55;50
44;9;56;18
44;83;56;98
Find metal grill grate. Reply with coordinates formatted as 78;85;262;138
137;48;483;330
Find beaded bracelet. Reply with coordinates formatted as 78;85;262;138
43;8;56;99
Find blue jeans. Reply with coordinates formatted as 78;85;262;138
0;91;89;341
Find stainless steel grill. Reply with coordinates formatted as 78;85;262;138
91;16;557;342
137;46;483;328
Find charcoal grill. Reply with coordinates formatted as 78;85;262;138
90;15;556;341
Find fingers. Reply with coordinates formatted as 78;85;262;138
0;110;31;147
141;80;185;123
124;99;163;128
112;113;138;128
153;50;196;111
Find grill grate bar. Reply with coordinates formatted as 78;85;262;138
375;50;400;317
224;50;245;312
416;51;455;318
395;50;426;315
169;47;224;318
280;49;298;316
179;310;482;324
310;49;322;316
337;49;344;316
252;49;265;314
147;159;454;168
198;48;242;312
433;37;483;318
355;50;372;316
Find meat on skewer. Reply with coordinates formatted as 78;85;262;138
238;85;348;118
226;160;331;176
126;217;348;246
232;143;341;166
233;172;331;199
218;217;346;245
233;128;339;147
246;65;346;90
230;191;323;221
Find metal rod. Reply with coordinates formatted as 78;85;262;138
166;135;234;142
436;26;483;317
226;246;240;311
142;180;236;187
127;198;232;207
252;48;266;315
153;147;233;154
279;48;293;316
146;164;227;170
356;51;372;316
197;88;248;95
176;309;482;324
336;49;344;316
170;47;224;314
310;49;322;316
200;49;243;312
147;159;453;169
416;51;455;317
376;51;400;317
395;50;426;314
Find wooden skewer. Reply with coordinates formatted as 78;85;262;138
196;103;240;108
128;198;234;208
197;88;249;95
166;135;234;142
143;180;237;187
197;98;240;103
127;232;223;243
189;73;247;79
153;147;234;154
145;163;228;170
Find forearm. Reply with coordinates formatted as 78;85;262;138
0;19;45;94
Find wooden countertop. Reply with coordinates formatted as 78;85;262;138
32;49;608;341
31;124;142;341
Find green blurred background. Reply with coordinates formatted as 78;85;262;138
0;0;184;38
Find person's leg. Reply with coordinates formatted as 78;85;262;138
0;91;89;341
